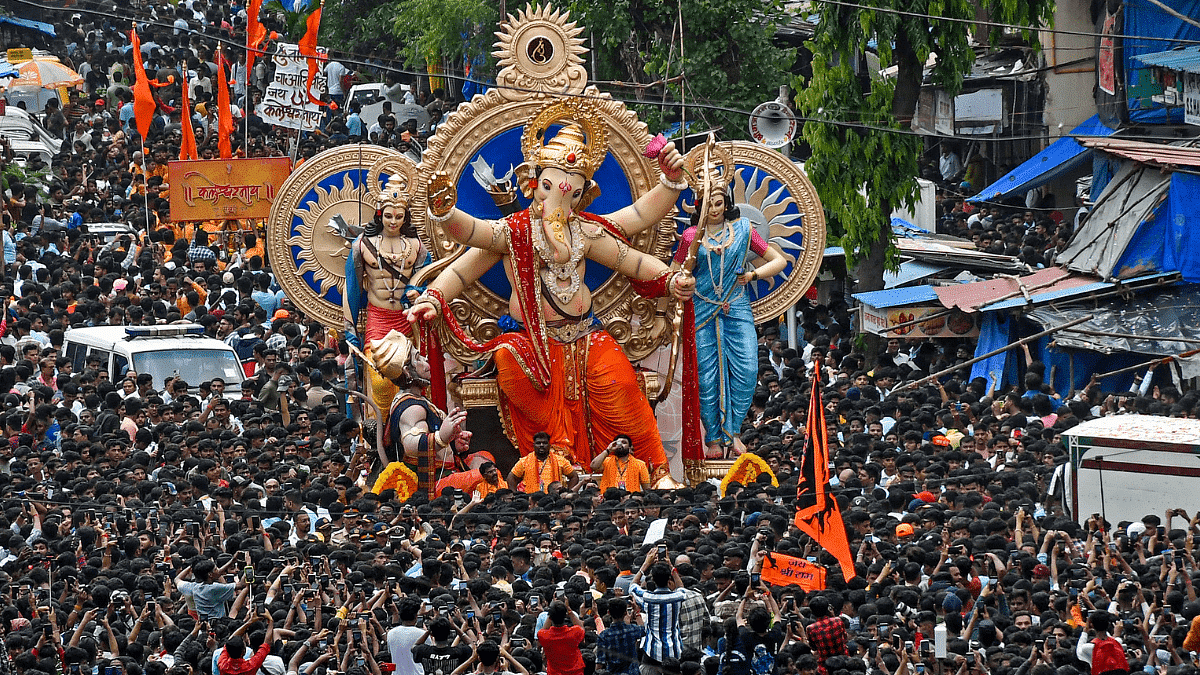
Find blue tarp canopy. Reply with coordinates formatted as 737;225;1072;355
851;285;939;309
0;16;56;37
968;115;1116;203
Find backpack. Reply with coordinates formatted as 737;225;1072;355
719;647;750;675
1091;636;1129;675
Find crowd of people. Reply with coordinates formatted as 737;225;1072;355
3;6;1200;675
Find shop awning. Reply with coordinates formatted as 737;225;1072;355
967;115;1115;204
1133;45;1200;74
0;17;56;37
852;285;940;309
883;261;950;288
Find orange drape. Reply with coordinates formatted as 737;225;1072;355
495;331;666;470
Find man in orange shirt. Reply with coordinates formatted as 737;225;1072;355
591;434;651;493
472;461;509;500
507;432;579;494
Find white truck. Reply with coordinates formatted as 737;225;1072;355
1061;415;1200;527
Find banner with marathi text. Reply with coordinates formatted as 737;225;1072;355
760;552;827;592
168;157;291;221
261;42;328;131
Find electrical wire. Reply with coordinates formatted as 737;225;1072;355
809;0;1200;45
13;0;1200;144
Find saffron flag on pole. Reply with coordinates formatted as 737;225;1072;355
216;49;234;159
245;0;268;78
794;361;857;580
128;26;167;147
298;2;332;109
178;67;197;161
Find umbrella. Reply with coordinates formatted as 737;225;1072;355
7;58;83;89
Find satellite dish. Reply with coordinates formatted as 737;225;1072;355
748;100;797;149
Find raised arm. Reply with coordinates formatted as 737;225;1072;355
426;172;511;253
603;142;685;236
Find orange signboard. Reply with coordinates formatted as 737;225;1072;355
760;553;827;591
168;157;291;221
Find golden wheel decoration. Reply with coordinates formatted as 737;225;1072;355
675;141;826;324
266;145;420;329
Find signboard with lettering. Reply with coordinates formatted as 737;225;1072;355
1185;72;1200;126
260;42;328;131
6;48;32;63
760;553;826;592
860;303;979;338
168;157;291;221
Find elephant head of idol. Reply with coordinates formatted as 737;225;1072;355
515;99;608;264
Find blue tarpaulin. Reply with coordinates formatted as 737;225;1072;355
0;16;56;37
1111;172;1200;283
968;116;1116;203
971;312;1016;388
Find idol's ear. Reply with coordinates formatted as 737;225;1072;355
575;181;601;212
514;162;537;198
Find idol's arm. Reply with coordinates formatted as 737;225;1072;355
406;247;503;322
604;142;686;236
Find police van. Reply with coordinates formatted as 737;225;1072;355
62;324;245;397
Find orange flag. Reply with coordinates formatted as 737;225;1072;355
794;361;857;580
245;0;268;79
128;26;168;145
216;49;234;159
178;67;198;161
298;3;333;109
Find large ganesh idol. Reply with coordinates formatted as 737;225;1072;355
406;97;694;471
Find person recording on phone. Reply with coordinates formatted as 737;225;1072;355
174;555;251;619
628;552;687;673
217;610;276;675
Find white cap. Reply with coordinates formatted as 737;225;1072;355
1127;521;1147;538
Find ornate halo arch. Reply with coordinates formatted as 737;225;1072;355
419;4;676;364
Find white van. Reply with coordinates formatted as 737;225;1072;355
62;324;245;398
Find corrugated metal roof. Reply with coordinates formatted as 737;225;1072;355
933;267;1091;311
883;261;950;288
1080;138;1200;168
852;285;940;309
1133;46;1200;74
1057;163;1170;279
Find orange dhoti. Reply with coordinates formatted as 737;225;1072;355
494;329;666;470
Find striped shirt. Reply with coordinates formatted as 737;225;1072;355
630;583;686;661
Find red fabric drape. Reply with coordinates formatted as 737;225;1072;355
680;300;703;475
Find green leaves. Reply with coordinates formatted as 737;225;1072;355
798;0;1054;287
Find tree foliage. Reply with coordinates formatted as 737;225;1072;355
796;0;1054;290
321;0;497;73
561;0;794;138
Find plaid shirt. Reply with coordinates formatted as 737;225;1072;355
595;621;646;675
678;588;708;651
807;616;848;675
